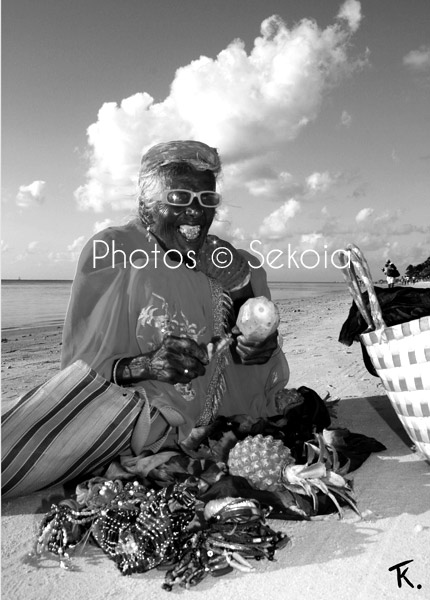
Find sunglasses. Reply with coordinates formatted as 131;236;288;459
160;189;222;207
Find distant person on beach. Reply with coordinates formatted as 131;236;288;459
61;140;291;455
382;259;400;288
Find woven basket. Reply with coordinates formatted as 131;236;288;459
340;244;430;462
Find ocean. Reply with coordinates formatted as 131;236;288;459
1;279;347;330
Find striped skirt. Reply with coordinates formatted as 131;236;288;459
1;360;146;498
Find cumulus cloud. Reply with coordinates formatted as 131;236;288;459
356;207;374;223
337;0;362;32
300;232;324;248
257;199;300;240
75;1;365;211
48;251;72;263
386;222;430;235
245;171;296;200
373;209;402;225
27;241;40;253
354;208;429;238
16;180;46;208
340;110;352;127
208;206;247;245
93;219;113;233
14;241;41;262
306;171;335;194
67;236;86;252
48;237;86;264
222;160;302;202
403;45;430;71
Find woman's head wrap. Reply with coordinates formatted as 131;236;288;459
139;140;221;186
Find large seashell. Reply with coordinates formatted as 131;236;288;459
203;497;257;520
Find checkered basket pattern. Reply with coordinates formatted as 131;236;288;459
340;244;430;462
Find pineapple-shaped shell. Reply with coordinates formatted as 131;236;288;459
228;434;294;491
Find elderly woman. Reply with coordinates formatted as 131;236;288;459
61;140;290;455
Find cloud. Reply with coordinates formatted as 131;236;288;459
222;160;303;203
300;232;324;248
306;171;335;194
403;45;430;71
48;251;72;263
257;199;301;240
67;236;86;252
340;110;352;127
354;208;429;237
385;222;430;235
16;181;46;207
93;219;113;234
356;207;374;223
14;241;42;262
209;206;247;245
1;240;10;253
337;0;362;33
27;241;39;253
245;171;296;199
373;209;402;225
76;1;365;211
48;237;85;263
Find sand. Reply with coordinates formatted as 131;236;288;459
2;290;430;600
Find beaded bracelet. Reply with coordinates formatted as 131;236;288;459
112;357;150;385
112;359;121;385
112;359;133;384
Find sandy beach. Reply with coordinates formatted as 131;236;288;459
2;290;429;600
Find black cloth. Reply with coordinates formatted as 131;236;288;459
339;286;430;376
339;286;430;346
141;387;385;519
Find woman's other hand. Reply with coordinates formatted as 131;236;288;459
232;328;278;365
196;235;250;292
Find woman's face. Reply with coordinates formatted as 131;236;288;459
149;169;217;258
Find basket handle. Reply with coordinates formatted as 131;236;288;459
339;243;386;331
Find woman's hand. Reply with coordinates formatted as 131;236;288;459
232;328;279;365
149;335;209;384
114;335;209;386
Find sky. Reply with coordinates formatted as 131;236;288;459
2;0;430;282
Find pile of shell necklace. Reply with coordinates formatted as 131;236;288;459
28;478;288;590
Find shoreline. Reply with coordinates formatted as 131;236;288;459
1;321;65;335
